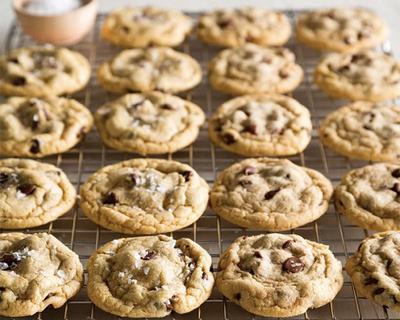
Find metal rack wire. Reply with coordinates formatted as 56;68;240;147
2;10;398;320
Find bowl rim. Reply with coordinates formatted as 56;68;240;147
13;0;97;18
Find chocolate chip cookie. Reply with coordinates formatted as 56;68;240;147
0;158;76;229
0;46;91;97
0;232;83;317
314;50;400;102
97;47;202;94
296;8;388;53
216;233;343;317
94;92;205;155
346;231;400;311
101;6;193;48
208;44;303;95
335;163;400;231
0;96;93;158
198;7;291;47
80;159;209;234
87;235;214;318
208;94;312;157
211;158;333;231
320;102;400;161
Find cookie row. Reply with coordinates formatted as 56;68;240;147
1;157;394;233
0;231;343;318
100;6;388;53
2;230;398;318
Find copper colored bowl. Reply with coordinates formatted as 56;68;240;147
13;0;98;45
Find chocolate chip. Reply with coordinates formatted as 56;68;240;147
202;272;208;280
222;133;236;145
358;30;370;40
0;252;21;270
373;288;385;295
0;173;8;185
103;192;117;205
279;69;289;79
364;277;378;285
131;173;141;186
391;183;400;195
218;19;231;28
17;184;36;196
7;57;18;64
264;189;280;200
180;171;193;182
121;26;130;32
344;36;353;45
282;240;293;249
160;103;174;110
392;169;400;178
363;125;372;130
243;123;258;135
351;54;363;63
387;259;393;268
142;250;156;260
338;65;350;73
282;257;304;273
234;293;241;300
188;262;196;270
10;76;26;86
254;251;262;258
243;166;257;175
30;139;40;154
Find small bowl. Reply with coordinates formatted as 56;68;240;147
13;0;98;45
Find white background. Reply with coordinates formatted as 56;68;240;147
1;0;400;55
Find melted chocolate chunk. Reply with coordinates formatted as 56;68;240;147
10;76;26;86
243;122;258;135
17;184;36;196
103;192;118;205
142;250;156;260
0;173;8;185
279;69;289;79
30;139;40;154
282;240;293;249
254;251;262;258
364;277;379;285
0;252;22;270
222;133;236;145
264;189;280;200
392;169;400;178
180;171;193;182
373;288;385;295
391;182;400;195
282;257;304;273
202;272;208;280
243;166;257;175
160;103;174;110
234;293;241;300
7;57;18;64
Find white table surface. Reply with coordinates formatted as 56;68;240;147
1;0;400;55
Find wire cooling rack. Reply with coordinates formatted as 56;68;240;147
2;10;399;320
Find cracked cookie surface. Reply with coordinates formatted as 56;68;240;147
208;94;312;157
335;163;400;231
80;159;209;234
97;47;202;94
0;158;76;229
198;7;291;47
101;6;193;48
87;235;214;317
0;46;90;97
314;50;400;102
94;92;205;155
296;8;388;53
211;158;333;231
0;232;83;317
216;233;343;317
208;44;303;95
346;231;400;311
320;102;400;161
0;97;93;158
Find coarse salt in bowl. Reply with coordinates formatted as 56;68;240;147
13;0;98;45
